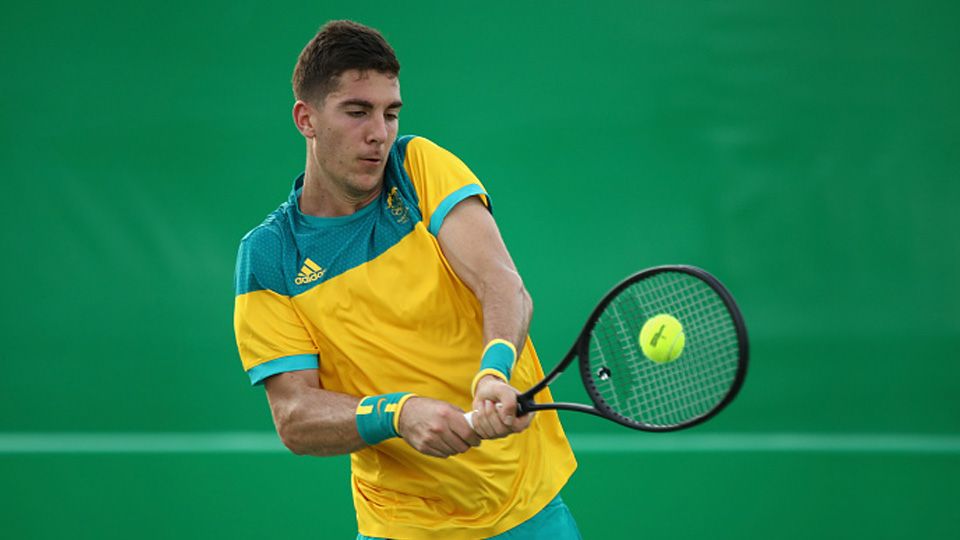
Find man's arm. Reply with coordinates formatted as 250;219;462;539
264;369;480;457
436;196;535;439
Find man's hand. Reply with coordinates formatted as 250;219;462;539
470;375;534;440
397;396;481;458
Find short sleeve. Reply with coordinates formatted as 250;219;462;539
401;137;491;236
233;228;318;385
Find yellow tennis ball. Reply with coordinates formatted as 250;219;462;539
639;314;685;363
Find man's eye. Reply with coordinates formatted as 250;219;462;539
347;111;365;118
386;113;399;121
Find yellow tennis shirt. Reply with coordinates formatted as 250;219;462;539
233;136;577;539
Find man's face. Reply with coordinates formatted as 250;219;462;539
308;69;402;200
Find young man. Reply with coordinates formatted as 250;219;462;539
233;20;579;539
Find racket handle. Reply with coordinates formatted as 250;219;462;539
463;402;507;430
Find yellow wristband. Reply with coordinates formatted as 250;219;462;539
471;368;509;397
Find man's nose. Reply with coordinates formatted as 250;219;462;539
367;114;388;143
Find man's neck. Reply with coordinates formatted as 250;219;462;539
299;165;382;218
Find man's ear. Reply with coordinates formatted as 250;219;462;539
293;100;316;138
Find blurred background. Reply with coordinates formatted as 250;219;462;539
2;0;958;538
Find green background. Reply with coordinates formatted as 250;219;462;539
2;0;958;538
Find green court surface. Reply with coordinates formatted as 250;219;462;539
2;1;958;538
2;447;957;539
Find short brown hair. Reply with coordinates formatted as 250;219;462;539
292;20;400;104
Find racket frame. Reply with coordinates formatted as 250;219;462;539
517;265;749;432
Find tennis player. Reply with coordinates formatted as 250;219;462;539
233;20;579;539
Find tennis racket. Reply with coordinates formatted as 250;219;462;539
466;265;748;432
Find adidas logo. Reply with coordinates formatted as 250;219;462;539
294;258;325;285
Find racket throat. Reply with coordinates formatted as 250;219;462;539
516;395;536;417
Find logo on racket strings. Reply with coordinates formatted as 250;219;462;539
596;366;612;381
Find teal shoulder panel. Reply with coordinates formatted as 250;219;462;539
234;210;296;296
239;137;427;298
284;138;423;296
387;134;421;212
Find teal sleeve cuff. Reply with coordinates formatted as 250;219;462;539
428;184;489;236
247;354;319;386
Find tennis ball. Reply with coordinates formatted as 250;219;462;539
639;314;685;363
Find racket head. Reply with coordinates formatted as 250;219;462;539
575;265;748;431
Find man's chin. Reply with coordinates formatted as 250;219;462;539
347;173;385;197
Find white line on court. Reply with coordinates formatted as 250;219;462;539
0;432;958;454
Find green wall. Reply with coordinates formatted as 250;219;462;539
2;1;958;538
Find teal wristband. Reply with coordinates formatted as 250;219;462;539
480;339;517;381
355;392;414;445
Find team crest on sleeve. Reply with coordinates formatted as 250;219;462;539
295;257;326;285
386;187;410;224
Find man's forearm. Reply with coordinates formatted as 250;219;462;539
268;383;480;458
267;385;366;456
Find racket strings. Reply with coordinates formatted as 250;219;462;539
587;271;741;428
629;278;736;423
